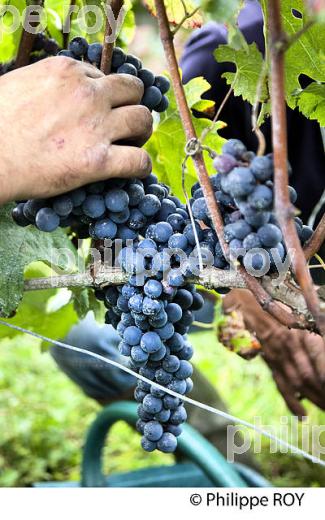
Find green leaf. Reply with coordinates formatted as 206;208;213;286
281;1;325;94
293;83;325;125
145;76;225;201
0;263;78;342
0;204;77;317
214;43;267;106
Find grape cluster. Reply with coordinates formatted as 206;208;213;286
191;139;313;273
59;37;170;112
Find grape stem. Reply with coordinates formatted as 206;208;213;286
100;0;124;74
304;213;325;261
268;0;325;335
15;0;44;69
23;266;321;331
153;0;304;331
153;0;228;257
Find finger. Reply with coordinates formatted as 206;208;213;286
302;332;325;384
98;73;144;107
106;105;153;147
54;56;104;79
272;370;307;418
81;142;152;181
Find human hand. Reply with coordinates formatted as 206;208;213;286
0;57;153;204
223;289;325;417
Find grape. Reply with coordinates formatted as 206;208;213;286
143;297;162;316
155;96;169;113
183;222;203;245
175;360;193;379
138;68;155;87
129;294;144;313
131;345;149;364
155;408;171;422
165;424;182;437
222;139;247;159
301;225;313;243
257;223;282;247
156;199;177;220
94;218;117;239
123;326;143;345
142;395;163;414
141;437;157;452
139;194;161;217
243;251;266;271
82;195;105;218
157;432;177;453
168;233;188;250
155;368;173;385
143;420;163;441
190;292;204;311
69;37;88;57
289;186;298;204
142;86;162;110
144;279;163;298
242;206;271;228
87;43;102;65
226;167;256;198
127;182;145;206
169;406;187;425
167;378;187;395
162;355;181;373
35;208;60;232
111;47;126;68
125;53;141;69
192;197;208;220
70;188;86;207
224;221;252;242
140;332;162;353
118;341;131;357
213;154;238;174
147;184;166;201
250;155;273;181
12;204;30;227
243;233;262;249
52;195;73;217
154;76;170;94
23;199;47;221
167;213;185;232
128;208;146;230
248;185;273;210
154;222;173;243
105;189;129;213
117;63;138;76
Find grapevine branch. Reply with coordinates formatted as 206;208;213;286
304;213;325;261
23;267;317;329
153;0;303;331
15;0;44;69
153;0;228;257
268;0;325;336
100;0;124;74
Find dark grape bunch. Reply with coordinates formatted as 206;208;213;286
59;37;170;113
190;139;313;272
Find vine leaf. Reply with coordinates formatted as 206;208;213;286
280;0;325;107
0;263;78;342
214;43;268;106
0;204;77;318
293;83;325;125
145;76;225;201
203;0;241;23
144;0;203;28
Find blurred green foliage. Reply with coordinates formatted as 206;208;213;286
1;329;325;487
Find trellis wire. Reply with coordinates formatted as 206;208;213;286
1;319;325;468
